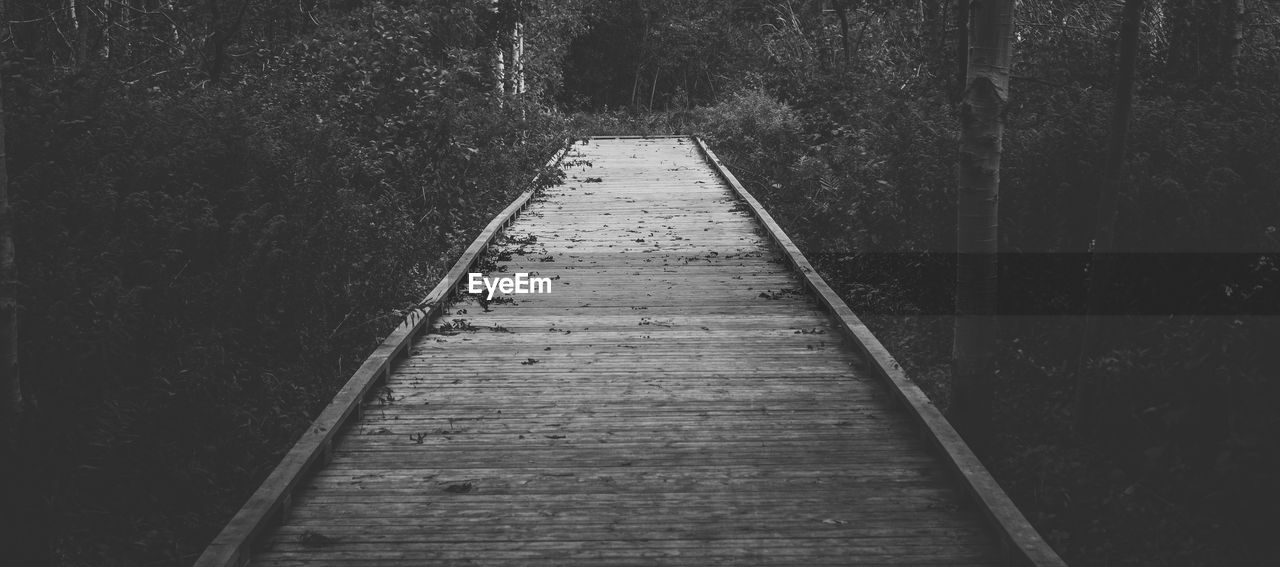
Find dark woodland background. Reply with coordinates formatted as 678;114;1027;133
1;1;1279;565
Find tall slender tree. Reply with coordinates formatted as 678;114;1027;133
832;0;852;63
0;49;18;446
492;0;527;99
953;0;969;103
1225;0;1245;80
494;0;507;98
952;0;1015;452
1078;0;1146;430
1;49;32;565
1165;0;1236;83
514;0;526;95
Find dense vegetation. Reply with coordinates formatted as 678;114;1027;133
3;2;581;564
560;2;1280;564
2;1;1278;565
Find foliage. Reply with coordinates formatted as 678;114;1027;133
3;0;1279;565
6;1;571;564
595;1;1280;564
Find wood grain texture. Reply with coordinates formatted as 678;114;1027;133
227;137;1056;566
194;142;571;567
694;137;1065;566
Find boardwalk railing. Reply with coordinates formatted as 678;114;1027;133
693;137;1065;567
194;142;571;567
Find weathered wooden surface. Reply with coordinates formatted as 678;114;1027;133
195;143;570;567
696;138;1065;566
246;137;1029;566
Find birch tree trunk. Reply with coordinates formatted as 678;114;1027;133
952;0;1014;453
496;49;506;96
514;0;525;96
516;21;525;94
493;0;506;100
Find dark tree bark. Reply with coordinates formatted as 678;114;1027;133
953;0;969;103
952;0;1015;453
204;0;250;83
922;0;946;91
1165;0;1235;83
1078;0;1146;431
0;45;18;454
833;0;851;63
0;59;39;567
1225;0;1245;80
73;0;91;69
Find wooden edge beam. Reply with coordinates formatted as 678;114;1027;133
193;141;572;567
583;134;689;139
692;136;1067;567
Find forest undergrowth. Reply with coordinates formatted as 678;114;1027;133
4;1;1279;565
685;74;1279;567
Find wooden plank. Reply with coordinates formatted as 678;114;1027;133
239;136;1023;567
693;137;1065;566
193;142;571;567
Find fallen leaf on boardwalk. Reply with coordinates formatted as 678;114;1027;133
299;531;338;547
445;482;474;494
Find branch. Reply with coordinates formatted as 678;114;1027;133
100;0;197;44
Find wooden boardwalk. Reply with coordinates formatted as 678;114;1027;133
200;137;1063;566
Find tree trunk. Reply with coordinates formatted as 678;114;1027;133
72;0;90;70
953;0;969;103
952;0;1015;454
1224;0;1244;80
496;49;506;94
101;0;119;62
631;9;650;110
923;0;945;88
204;0;249;83
833;0;851;63
914;0;926;42
205;0;225;81
648;67;659;110
492;0;506;99
1165;0;1228;83
515;20;525;94
0;62;30;567
810;0;831;71
0;54;18;450
512;0;525;96
1078;0;1145;432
